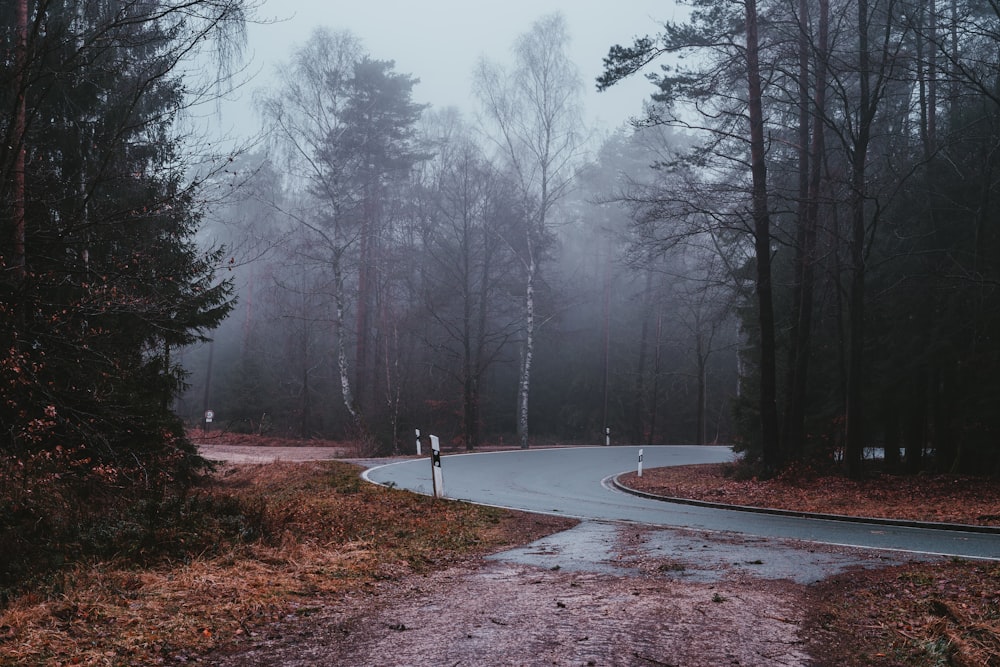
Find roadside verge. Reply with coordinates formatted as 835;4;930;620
611;473;1000;536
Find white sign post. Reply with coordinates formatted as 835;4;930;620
638;448;644;477
415;428;422;456
430;434;444;498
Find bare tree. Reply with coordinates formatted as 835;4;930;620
781;0;829;461
418;115;522;449
258;29;368;436
474;12;583;449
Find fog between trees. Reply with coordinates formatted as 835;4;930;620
182;2;1000;475
177;16;738;455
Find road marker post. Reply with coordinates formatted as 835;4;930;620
430;434;444;498
605;427;610;446
415;428;422;456
638;448;644;477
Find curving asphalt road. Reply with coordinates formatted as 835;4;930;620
364;445;1000;561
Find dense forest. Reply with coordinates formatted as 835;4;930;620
174;18;741;456
180;1;1000;478
597;0;1000;476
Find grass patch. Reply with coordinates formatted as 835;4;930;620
0;461;574;665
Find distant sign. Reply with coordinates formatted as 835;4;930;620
204;410;214;423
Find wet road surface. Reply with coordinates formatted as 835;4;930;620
364;445;1000;561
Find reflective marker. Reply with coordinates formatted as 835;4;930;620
430;434;444;498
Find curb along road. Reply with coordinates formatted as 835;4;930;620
610;474;1000;537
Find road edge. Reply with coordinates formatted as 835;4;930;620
610;474;1000;536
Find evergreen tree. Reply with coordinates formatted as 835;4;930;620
0;1;244;483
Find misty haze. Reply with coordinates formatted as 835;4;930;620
179;9;738;457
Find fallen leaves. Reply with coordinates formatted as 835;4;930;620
621;463;1000;526
807;561;1000;666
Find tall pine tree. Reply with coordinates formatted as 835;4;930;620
0;1;244;483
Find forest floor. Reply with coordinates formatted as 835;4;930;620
1;438;997;666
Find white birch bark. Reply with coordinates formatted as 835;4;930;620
333;251;358;422
518;252;536;449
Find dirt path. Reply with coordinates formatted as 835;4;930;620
198;443;356;463
211;560;810;666
207;525;916;666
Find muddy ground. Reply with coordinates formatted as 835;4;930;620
206;523;915;666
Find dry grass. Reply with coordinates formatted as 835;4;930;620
5;455;997;666
0;461;574;666
807;560;1000;666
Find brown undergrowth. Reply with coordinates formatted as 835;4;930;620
620;462;1000;666
0;461;574;666
620;461;1000;526
807;560;1000;666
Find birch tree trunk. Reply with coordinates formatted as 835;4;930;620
518;249;535;449
334;250;359;425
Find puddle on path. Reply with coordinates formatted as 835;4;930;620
491;520;925;583
489;521;626;574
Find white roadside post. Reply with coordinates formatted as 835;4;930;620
430;434;444;498
638;448;644;477
605;427;610;447
415;428;422;456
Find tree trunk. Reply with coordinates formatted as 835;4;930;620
633;273;653;443
464;372;478;451
905;376;927;474
845;184;867;477
201;340;215;431
783;0;824;461
845;0;874;477
696;333;708;446
13;0;28;280
517;251;535;449
354;196;374;414
462;225;486;452
746;0;781;471
648;308;664;445
883;398;900;472
931;366;957;472
334;250;362;432
301;355;311;439
469;221;496;452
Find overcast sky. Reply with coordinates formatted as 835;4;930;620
208;0;685;141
